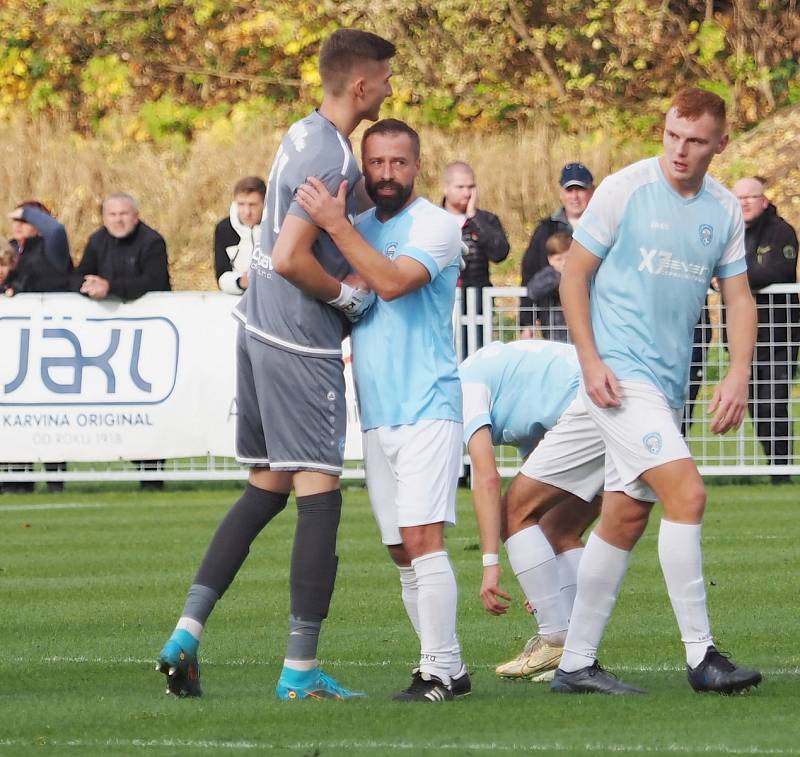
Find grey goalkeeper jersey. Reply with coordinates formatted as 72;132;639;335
235;110;362;357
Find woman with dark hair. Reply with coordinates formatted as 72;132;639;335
3;201;72;493
7;200;72;294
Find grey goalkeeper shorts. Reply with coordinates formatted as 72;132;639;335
235;328;347;474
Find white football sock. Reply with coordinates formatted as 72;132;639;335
557;547;584;622
505;525;567;640
559;532;630;673
175;617;203;640
658;519;713;668
397;565;421;639
412;551;461;684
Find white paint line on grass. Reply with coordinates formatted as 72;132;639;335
0;501;111;512
0;738;798;754
3;655;798;677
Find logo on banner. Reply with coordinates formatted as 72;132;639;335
0;315;179;406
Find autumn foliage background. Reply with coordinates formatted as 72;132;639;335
1;0;799;289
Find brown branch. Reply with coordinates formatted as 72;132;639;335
506;0;566;98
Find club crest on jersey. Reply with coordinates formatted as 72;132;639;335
642;432;663;455
699;224;713;246
385;242;398;260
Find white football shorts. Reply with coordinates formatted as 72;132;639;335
582;380;691;501
520;393;606;502
364;419;462;545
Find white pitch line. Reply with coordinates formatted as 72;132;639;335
2;655;798;676
0;501;112;512
0;738;797;755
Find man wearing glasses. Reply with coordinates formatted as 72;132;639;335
733;176;799;483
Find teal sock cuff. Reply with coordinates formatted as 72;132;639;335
170;628;199;655
279;665;318;686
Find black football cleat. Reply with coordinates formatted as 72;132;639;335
687;646;762;694
551;661;646;695
393;670;454;702
156;646;202;698
450;665;472;697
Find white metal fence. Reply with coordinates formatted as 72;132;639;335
1;285;797;484
468;284;800;478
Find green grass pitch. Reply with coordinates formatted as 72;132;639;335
1;482;798;756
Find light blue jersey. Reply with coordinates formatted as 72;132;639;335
573;157;746;408
352;197;463;431
459;340;581;457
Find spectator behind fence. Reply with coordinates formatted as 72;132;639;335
442;161;509;352
0;241;17;296
4;201;72;493
73;193;170;301
733;176;799;484
214;176;266;295
7;201;72;294
526;231;571;342
74;192;171;489
519;163;593;337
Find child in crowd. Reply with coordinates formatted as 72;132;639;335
526;231;571;342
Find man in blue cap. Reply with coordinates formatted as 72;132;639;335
520;163;594;337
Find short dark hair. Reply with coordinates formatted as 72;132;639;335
670;88;726;125
233;176;267;198
361;118;420;159
319;29;395;95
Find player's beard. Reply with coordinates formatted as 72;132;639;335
366;178;414;213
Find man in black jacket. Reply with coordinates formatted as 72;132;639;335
74;192;171;489
74;193;170;300
442;161;509;353
519;163;594;337
733;176;799;482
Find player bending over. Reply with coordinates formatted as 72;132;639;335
460;339;601;682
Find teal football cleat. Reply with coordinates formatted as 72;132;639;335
156;629;202;698
275;666;366;701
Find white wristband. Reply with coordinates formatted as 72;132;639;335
482;553;500;567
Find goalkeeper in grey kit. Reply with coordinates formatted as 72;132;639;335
156;29;395;701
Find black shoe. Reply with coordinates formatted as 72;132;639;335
450;665;472;697
687;646;762;694
156;647;202;698
393;670;454;702
551;661;646;695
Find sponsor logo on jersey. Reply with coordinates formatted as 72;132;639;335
651;220;670;230
638;248;710;282
251;244;274;276
699;224;713;246
642;432;663;455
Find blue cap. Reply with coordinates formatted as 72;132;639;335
559;163;594;189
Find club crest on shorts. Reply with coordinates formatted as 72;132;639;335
699;224;713;246
642;432;663;455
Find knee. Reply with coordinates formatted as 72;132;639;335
663;485;705;523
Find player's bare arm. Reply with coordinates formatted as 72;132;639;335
707;272;756;434
271;213;342;301
559;241;621;408
296;177;430;300
467;427;512;615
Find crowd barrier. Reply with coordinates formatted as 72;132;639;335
1;287;798;482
